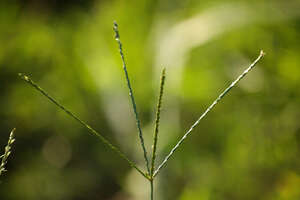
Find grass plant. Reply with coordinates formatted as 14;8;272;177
19;22;265;199
0;128;16;177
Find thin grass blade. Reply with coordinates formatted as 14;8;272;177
150;68;166;177
19;74;149;179
154;50;265;177
113;21;150;174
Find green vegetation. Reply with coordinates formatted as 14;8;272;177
0;129;15;177
19;22;264;199
1;0;300;199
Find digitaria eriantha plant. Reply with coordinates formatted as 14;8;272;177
19;22;265;199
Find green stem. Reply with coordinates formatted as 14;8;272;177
150;179;154;200
113;21;150;174
19;74;149;180
154;50;265;177
150;68;166;177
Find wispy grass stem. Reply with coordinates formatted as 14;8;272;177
113;21;150;174
153;50;265;177
150;179;154;200
18;74;149;180
150;68;166;177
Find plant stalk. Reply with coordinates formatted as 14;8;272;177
113;21;150;174
19;74;149;180
154;50;265;177
150;179;154;200
151;68;166;177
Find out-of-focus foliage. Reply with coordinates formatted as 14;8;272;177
1;0;300;199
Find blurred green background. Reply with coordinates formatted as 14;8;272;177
1;0;300;199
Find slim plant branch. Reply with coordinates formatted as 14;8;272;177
150;179;154;200
153;50;265;177
18;74;149;180
0;128;16;176
113;22;150;174
150;68;166;200
151;68;166;177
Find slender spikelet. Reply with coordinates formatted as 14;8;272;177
150;68;166;200
0;128;16;176
18;74;149;179
150;68;166;177
113;21;150;174
153;50;265;177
